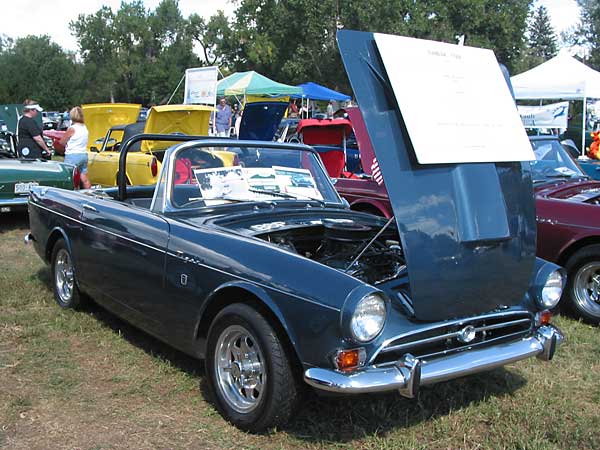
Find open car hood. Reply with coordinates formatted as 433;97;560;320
238;102;287;141
141;104;214;152
82;103;141;149
297;118;353;146
337;30;537;321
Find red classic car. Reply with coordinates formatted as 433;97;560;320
326;110;600;323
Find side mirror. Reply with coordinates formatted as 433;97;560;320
341;198;350;209
90;147;99;153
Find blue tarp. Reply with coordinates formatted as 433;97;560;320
292;82;351;102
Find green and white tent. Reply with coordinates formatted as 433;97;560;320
217;71;301;97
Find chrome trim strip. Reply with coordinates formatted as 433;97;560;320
304;325;563;394
31;202;164;254
369;310;533;364
30;201;340;312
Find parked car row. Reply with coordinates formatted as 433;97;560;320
20;30;570;433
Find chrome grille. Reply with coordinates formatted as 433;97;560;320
372;311;534;364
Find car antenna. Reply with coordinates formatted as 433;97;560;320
345;215;396;272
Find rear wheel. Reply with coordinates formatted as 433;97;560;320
564;245;600;324
51;239;85;309
206;303;299;432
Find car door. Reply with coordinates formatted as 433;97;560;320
77;196;170;333
87;151;119;186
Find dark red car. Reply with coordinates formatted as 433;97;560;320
326;110;600;323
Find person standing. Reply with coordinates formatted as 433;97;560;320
59;106;91;189
326;100;334;118
17;99;51;159
214;97;233;137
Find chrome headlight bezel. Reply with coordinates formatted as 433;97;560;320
539;269;565;309
341;286;388;344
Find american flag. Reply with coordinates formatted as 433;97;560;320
371;157;383;186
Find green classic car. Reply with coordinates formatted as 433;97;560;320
0;131;78;213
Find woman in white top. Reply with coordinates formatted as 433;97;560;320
59;106;91;188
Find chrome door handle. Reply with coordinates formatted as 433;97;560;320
82;204;98;212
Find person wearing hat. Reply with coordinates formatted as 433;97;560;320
17;99;50;159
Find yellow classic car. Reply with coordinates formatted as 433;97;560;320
85;104;233;186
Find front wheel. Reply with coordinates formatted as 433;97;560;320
206;303;299;432
564;245;600;324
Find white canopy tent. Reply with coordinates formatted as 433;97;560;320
511;51;600;153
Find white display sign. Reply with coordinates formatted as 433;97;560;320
374;34;535;164
184;66;218;105
518;102;569;129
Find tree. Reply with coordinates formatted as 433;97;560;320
0;35;80;110
210;0;532;93
71;0;199;105
528;5;558;60
569;0;600;70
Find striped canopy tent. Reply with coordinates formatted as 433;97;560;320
217;71;301;97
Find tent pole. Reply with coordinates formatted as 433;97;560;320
582;96;587;156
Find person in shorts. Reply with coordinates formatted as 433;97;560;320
59;106;91;188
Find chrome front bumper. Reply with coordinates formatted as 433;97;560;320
304;325;563;397
0;197;28;211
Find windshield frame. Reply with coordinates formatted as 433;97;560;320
529;137;587;184
150;139;345;214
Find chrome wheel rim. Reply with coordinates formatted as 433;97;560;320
55;249;74;304
573;262;600;318
214;325;266;413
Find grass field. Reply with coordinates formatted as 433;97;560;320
1;212;599;450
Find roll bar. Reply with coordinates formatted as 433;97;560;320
117;133;219;201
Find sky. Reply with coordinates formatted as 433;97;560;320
0;0;582;53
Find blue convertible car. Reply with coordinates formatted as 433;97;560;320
26;31;564;432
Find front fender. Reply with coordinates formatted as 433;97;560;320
198;280;300;351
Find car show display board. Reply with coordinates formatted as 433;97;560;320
374;34;534;164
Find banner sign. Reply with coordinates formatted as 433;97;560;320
374;34;535;164
517;102;569;129
184;66;218;105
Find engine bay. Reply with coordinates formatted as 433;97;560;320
257;218;407;285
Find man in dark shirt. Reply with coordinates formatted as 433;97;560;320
17;100;50;158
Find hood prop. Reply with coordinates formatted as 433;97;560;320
345;215;395;272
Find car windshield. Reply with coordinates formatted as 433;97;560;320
167;144;342;210
530;139;586;183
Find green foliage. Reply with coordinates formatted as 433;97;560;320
70;0;199;105
569;0;600;70
0;0;542;107
515;5;558;72
211;0;532;92
0;35;79;110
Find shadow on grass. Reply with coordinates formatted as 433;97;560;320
36;267;528;442
0;211;29;232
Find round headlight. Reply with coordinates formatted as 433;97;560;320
540;270;564;309
350;293;387;342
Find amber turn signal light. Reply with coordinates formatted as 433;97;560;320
536;309;553;326
334;348;366;371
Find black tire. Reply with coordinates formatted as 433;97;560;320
564;244;600;324
50;238;85;309
205;303;299;432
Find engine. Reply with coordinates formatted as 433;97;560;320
259;219;407;285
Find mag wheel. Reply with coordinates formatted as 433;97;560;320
206;303;299;432
565;245;600;324
51;239;85;309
